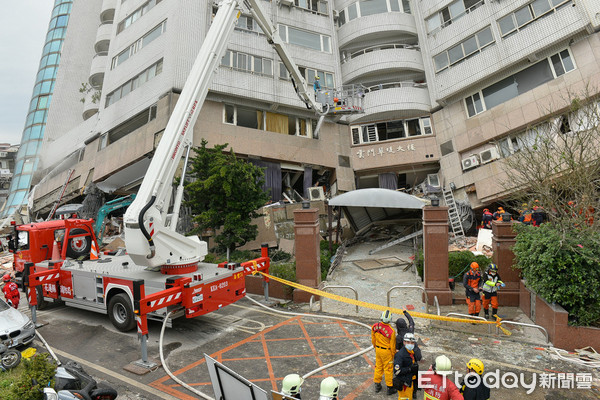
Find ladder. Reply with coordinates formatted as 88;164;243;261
46;169;74;221
442;186;465;239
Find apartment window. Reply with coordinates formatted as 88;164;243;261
221;50;273;76
337;0;409;27
351;117;432;145
98;106;158;150
426;0;484;33
294;0;328;15
117;0;163;34
465;49;575;117
497;0;572;37
279;64;334;89
223;104;318;138
278;24;331;53
105;59;163;107
434;27;494;72
112;20;167;69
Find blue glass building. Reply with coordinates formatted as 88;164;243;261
0;0;72;219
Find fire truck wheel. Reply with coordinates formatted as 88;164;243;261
36;286;48;310
66;228;92;259
108;294;135;332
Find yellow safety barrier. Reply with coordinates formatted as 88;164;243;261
252;270;512;335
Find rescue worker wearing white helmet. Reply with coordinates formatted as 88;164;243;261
392;332;421;400
281;373;304;399
421;355;464;400
372;309;397;395
318;376;339;400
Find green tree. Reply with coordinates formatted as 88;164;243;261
185;139;270;253
499;86;600;325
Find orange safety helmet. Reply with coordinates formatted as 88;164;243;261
483;208;489;212
470;262;479;270
2;274;11;282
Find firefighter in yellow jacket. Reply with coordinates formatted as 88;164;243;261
372;310;397;395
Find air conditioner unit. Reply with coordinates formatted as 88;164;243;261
309;186;325;201
0;152;7;157
333;9;340;19
427;174;440;188
279;0;293;6
461;155;479;171
479;147;500;164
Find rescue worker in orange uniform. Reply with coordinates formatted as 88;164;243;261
2;274;20;309
372;310;397;395
462;263;482;317
481;264;504;320
420;355;464;400
492;207;505;221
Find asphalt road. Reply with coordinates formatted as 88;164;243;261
20;294;600;400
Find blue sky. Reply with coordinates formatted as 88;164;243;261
0;1;55;145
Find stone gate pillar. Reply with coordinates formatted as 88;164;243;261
492;221;520;306
423;206;452;305
293;202;321;302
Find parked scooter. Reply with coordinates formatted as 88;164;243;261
40;361;118;400
0;343;21;370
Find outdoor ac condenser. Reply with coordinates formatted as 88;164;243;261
309;186;325;201
461;155;479;171
479;147;500;164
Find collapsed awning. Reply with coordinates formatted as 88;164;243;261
329;188;426;232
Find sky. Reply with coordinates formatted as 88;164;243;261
0;1;55;145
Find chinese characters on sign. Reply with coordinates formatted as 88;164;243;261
356;143;416;159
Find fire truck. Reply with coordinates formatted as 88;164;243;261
11;0;362;336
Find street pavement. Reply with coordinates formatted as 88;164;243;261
11;238;600;399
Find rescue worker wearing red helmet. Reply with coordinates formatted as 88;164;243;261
372;310;397;395
481;209;493;230
481;264;504;320
459;358;490;400
462;262;482;318
420;355;464;400
2;273;20;309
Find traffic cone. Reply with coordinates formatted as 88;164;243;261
51;240;60;260
90;240;99;260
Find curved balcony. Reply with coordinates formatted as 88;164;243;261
337;12;417;49
94;22;112;55
100;0;117;24
347;82;431;124
82;89;100;120
89;53;108;89
341;45;423;84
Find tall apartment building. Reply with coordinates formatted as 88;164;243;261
23;0;600;223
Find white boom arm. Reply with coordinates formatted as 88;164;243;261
124;0;327;268
124;0;241;267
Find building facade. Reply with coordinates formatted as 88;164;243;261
21;0;600;222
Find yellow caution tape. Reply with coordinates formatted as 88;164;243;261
253;270;512;335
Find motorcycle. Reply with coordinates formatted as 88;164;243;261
39;361;118;400
0;343;22;370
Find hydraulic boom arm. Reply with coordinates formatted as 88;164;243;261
124;0;335;269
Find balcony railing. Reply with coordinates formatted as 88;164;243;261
341;43;420;64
